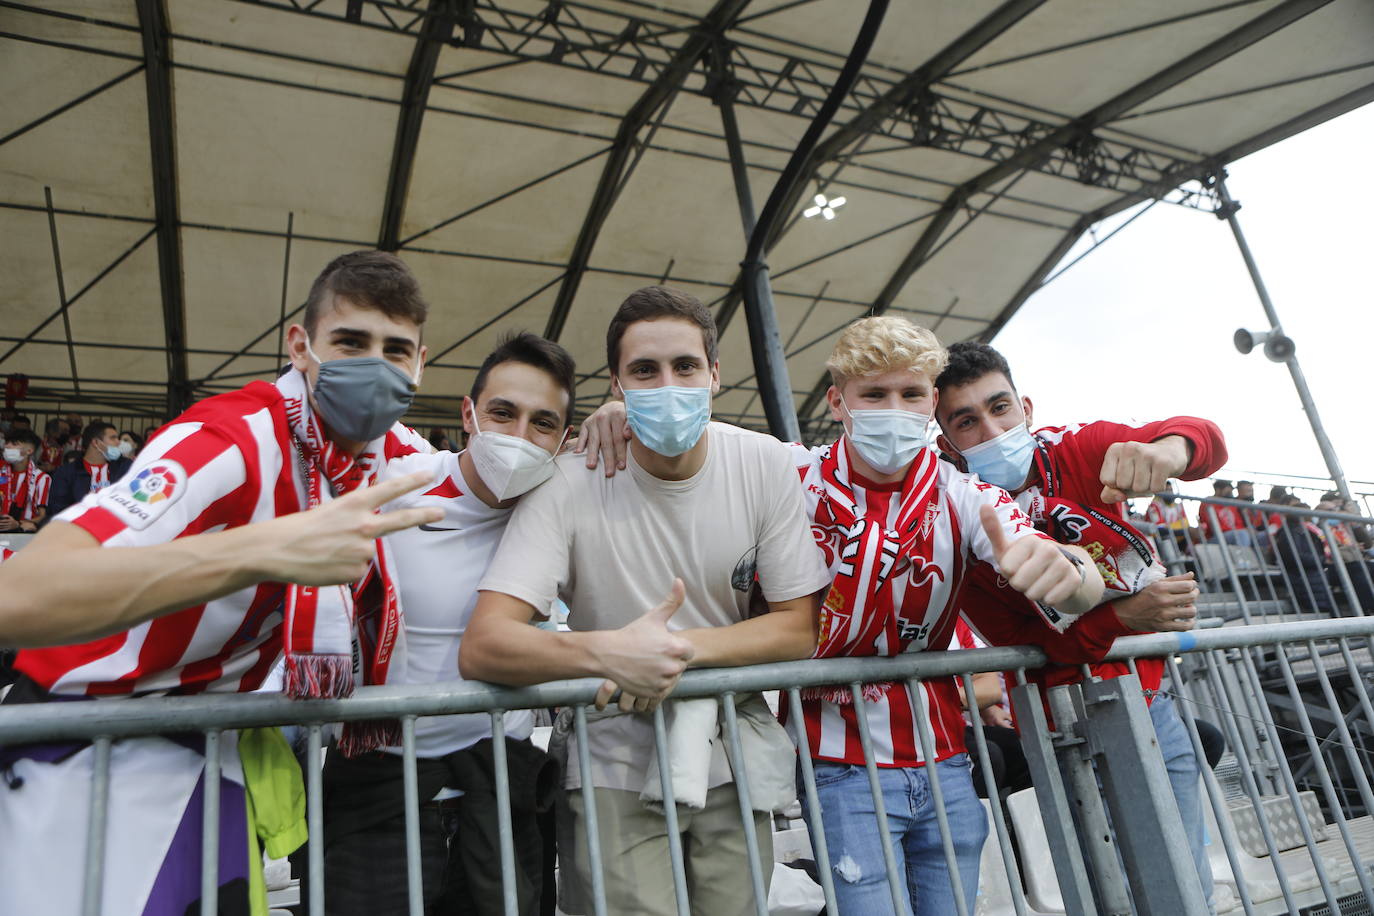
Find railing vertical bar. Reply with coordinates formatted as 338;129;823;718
1212;513;1345;912
489;713;519;916
400;715;424;916
1330;518;1374;617
1299;521;1342;613
1275;646;1374;905
200;728;221;916
307;724;325;916
908;677;969;916
719;693;769;916
1305;639;1374;818
1334;637;1374;737
1201;649;1298;911
786;687;838;914
1235;645;1342;912
959;673;1027;916
1166;656;1257;916
651;704;691;916
80;735;113;916
573;705;608;916
850;681;906;916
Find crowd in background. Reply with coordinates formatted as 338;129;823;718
0;410;156;533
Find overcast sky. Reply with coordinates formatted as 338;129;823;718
993;102;1374;500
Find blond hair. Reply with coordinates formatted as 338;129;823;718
826;316;947;384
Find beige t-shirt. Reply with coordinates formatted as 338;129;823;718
478;421;832;792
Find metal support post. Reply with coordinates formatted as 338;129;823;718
1009;681;1098;916
714;78;756;242
1079;674;1209;915
736;0;888;442
714;74;800;438
1046;686;1131;915
1214;174;1354;503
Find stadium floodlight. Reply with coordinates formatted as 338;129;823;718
804;194;847;221
1233;327;1296;362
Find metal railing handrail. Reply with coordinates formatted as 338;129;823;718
1171;492;1371;523
4;616;1373;746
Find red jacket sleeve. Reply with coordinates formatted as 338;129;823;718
958;565;1131;666
1066;417;1227;483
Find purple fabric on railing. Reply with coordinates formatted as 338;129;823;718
143;769;250;916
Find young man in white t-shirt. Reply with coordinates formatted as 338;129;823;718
461;286;833;916
321;332;576;915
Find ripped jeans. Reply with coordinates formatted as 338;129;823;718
801;754;987;916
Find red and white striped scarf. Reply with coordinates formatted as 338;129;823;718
806;440;941;704
277;370;407;754
3;464;37;517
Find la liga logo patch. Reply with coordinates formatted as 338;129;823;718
129;464;181;504
99;459;187;530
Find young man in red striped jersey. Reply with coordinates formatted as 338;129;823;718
786;318;1105;915
933;340;1225;913
0;250;443;915
1;429;51;533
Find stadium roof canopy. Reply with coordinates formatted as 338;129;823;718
3;0;1372;439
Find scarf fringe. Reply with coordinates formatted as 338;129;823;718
284;653;354;700
337;720;402;758
801;682;894;705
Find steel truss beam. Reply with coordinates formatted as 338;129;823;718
379;0;462;250
542;0;754;342
792;0;1332;435
971;79;1374;351
713;0;1046;336
135;0;192;417
222;0;1207;199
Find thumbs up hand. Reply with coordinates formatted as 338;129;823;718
591;578;696;712
980;505;1087;608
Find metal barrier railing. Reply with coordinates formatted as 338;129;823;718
4;612;1374;916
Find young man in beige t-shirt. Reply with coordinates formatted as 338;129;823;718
462;286;831;915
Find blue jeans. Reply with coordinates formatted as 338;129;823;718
1150;693;1216;913
802;754;988;916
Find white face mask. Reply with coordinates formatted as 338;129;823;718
118;439;136;457
839;396;931;475
466;406;564;501
3;447;23;466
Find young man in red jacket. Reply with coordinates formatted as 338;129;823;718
933;341;1226;913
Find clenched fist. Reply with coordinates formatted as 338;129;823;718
1099;436;1191;504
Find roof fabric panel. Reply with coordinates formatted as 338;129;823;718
0;0;1369;431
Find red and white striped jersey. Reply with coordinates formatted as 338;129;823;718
15;381;429;697
2;464;51;522
1145;498;1187;530
785;439;1048;769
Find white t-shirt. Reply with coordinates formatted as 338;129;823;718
380;450;533;758
479;422;833;792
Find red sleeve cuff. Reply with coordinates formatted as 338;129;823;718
1153;417;1227;480
1057;603;1132;660
66;505;127;544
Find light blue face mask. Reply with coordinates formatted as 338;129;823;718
959;423;1037;491
840;398;930;475
623;385;712;457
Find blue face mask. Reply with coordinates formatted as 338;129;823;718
959;423;1037;491
622;385;712;457
840;398;929;475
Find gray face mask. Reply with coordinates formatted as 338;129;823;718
305;340;420;442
